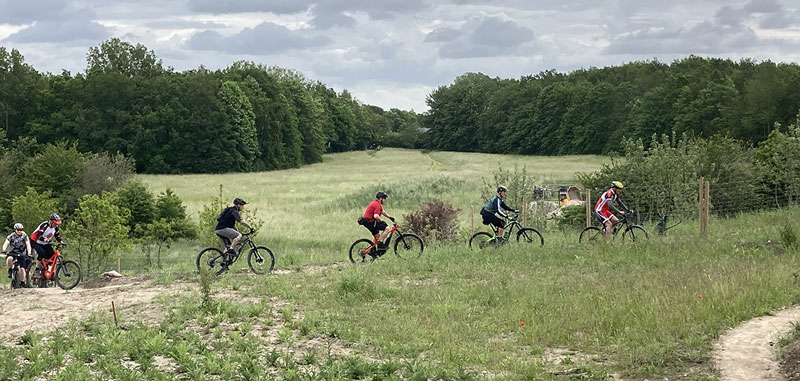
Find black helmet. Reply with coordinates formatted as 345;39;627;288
376;191;387;199
233;198;247;205
497;185;508;193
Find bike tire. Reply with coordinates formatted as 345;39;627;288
579;226;604;244
26;263;51;288
469;232;496;250
622;225;649;242
247;246;275;274
55;260;82;290
516;228;544;246
348;239;375;264
394;233;423;259
196;247;228;276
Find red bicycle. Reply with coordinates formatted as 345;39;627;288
28;243;82;290
348;219;424;263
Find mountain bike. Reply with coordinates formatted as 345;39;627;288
28;243;82;290
3;252;32;289
196;229;274;276
469;211;544;249
349;218;424;263
579;211;648;243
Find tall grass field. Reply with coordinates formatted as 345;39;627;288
2;148;798;380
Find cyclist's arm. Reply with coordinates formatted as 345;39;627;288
25;239;32;256
54;228;63;243
616;197;630;213
381;210;392;220
500;199;516;213
239;219;253;231
495;198;508;218
1;239;8;252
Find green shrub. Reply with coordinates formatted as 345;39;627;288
557;204;588;229
114;179;156;236
73;152;135;196
331;176;466;211
66;192;131;276
755;117;800;205
403;199;461;243
481;163;536;211
11;187;60;233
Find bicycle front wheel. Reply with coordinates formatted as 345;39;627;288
55;260;82;290
10;267;30;289
394;233;423;259
579;226;604;244
622;225;648;242
469;232;496;250
349;239;375;264
517;228;544;246
196;247;228;276
248;246;275;274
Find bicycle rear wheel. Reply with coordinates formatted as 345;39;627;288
394;233;423;259
622;225;648;242
349;239;375;264
196;247;228;276
55;260;82;290
469;232;496;250
517;228;544;246
579;226;604;244
248;246;275;274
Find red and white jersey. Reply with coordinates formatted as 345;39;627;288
594;189;618;214
30;221;60;245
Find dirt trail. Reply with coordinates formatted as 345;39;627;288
714;306;800;380
0;276;189;346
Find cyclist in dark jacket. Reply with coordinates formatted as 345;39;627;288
4;223;33;286
215;198;253;255
481;186;518;239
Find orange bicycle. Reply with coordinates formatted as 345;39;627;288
348;219;424;263
29;243;82;290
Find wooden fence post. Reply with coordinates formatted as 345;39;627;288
704;180;710;237
522;194;527;226
585;189;591;227
117;258;121;274
470;204;474;237
699;177;709;238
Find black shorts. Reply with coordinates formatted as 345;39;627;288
9;253;32;270
481;210;505;229
31;241;55;261
364;220;388;236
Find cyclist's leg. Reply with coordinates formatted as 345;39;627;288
30;241;46;271
6;255;13;277
375;221;390;247
215;228;240;253
364;224;382;256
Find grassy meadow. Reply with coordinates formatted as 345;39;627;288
3;148;800;380
136;148;606;270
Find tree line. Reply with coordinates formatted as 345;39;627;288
422;56;800;154
0;39;422;174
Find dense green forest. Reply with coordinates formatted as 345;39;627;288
423;57;800;154
0;39;422;174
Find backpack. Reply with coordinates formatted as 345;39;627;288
357;216;369;226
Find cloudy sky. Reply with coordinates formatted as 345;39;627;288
1;0;799;111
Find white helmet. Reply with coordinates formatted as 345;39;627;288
13;223;23;230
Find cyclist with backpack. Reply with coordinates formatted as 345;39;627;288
480;185;518;241
30;213;64;272
3;223;33;287
594;181;630;239
215;198;253;258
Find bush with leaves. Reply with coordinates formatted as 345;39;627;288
11;187;60;233
66;192;131;276
403;199;460;243
155;188;196;239
136;189;196;269
19;141;86;207
755;116;800;205
481;163;536;211
114;180;156;237
74;152;135;196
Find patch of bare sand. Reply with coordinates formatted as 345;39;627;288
714;305;800;381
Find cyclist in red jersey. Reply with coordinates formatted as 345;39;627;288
594;181;629;240
362;192;395;251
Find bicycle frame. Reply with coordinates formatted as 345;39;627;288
364;224;400;253
488;213;522;239
219;231;257;264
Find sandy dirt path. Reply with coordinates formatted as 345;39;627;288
714;306;800;380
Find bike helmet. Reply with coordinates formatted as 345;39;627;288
49;213;62;224
497;185;508;193
233;198;247;205
611;181;624;189
376;191;388;199
13;223;23;230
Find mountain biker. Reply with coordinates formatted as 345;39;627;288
30;213;64;273
481;186;518;240
3;223;33;287
362;191;395;251
594;181;630;239
215;198;253;259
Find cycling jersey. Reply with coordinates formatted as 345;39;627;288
594;188;628;221
215;206;242;230
363;200;383;223
482;195;513;218
5;232;29;255
30;221;61;245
